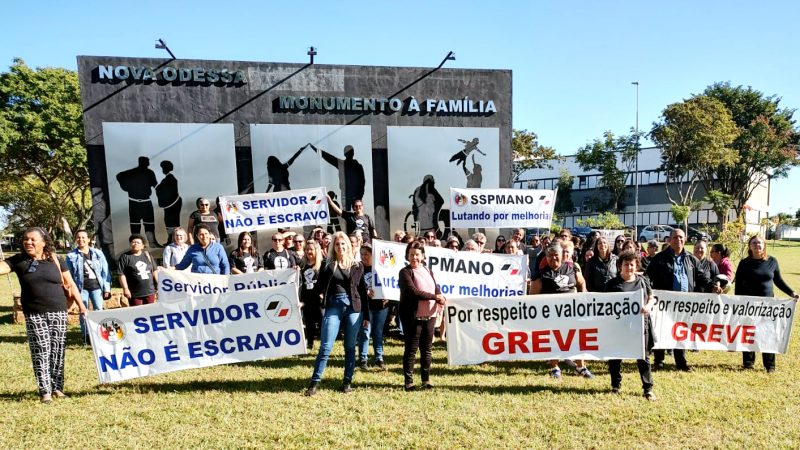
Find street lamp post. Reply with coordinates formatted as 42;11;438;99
631;81;639;236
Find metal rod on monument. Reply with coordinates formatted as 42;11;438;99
155;38;176;60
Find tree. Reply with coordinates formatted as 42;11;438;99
553;168;574;215
511;129;560;184
703;82;800;218
574;130;641;212
650;95;739;231
577;212;625;230
0;58;89;239
704;189;734;227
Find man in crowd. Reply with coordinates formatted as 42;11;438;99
327;195;377;243
264;231;298;270
646;228;717;372
511;228;528;253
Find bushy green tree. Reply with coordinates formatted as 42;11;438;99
0;58;89;239
575;130;641;212
511;129;560;184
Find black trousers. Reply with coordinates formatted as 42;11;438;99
609;356;653;392
742;351;775;370
402;317;436;386
302;302;322;349
653;348;688;369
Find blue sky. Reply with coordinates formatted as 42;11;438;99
3;0;799;215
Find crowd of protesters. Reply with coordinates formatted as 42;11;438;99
5;195;800;402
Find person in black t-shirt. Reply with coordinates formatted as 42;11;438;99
0;227;86;403
264;231;297;270
605;250;657;401
229;231;263;274
118;234;158;306
187;197;219;244
326;195;376;243
735;235;800;372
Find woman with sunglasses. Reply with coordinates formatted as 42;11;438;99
493;235;507;253
187;197;219;244
0;227;87;403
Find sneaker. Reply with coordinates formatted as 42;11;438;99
643;390;656;401
611;387;621;395
577;367;594;379
358;360;369;370
304;382;319;397
341;384;353;394
40;394;52;404
766;367;776;374
53;390;67;399
421;383;434;390
404;384;416;392
375;360;385;370
550;368;562;379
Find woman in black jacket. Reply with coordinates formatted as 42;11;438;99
305;232;369;395
399;241;446;391
584;237;617;292
735;235;799;372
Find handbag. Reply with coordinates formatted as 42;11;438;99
51;254;84;311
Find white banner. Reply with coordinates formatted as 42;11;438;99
446;291;646;365
219;187;329;234
651;290;795;353
87;284;305;383
157;268;298;303
372;240;528;300
449;188;555;229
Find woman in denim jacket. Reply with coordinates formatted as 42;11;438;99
65;230;111;342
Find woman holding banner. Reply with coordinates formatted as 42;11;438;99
175;224;230;275
735;235;799;372
305;232;369;396
399;240;446;391
300;240;324;351
530;242;593;379
229;231;263;274
0;227;87;403
605;250;657;400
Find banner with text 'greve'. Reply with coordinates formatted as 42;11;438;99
219;187;329;234
446;291;645;365
87;284;305;383
371;240;528;301
651;290;795;353
449;188;555;229
157;268;298;303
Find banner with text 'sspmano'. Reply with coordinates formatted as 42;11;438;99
449;188;555;229
87;284;305;383
446;291;645;365
651;290;795;353
371;239;528;301
219;187;329;234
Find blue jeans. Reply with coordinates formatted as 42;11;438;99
80;289;104;337
358;307;389;362
310;293;361;384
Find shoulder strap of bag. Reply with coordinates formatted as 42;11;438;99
200;247;218;274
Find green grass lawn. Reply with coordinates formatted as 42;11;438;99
2;242;800;449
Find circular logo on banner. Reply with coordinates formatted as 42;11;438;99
264;294;294;324
225;202;240;215
453;193;468;207
97;318;126;344
378;249;396;268
499;258;522;283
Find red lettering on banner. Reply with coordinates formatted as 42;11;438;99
742;326;756;344
480;329;599;355
580;328;599;351
508;331;529;354
553;329;575;351
531;330;550;352
482;332;504;355
707;324;723;343
673;322;756;344
690;323;708;342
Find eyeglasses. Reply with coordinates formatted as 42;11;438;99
200;203;210;206
295;239;305;244
476;240;485;245
497;238;506;242
27;259;39;273
272;238;282;242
